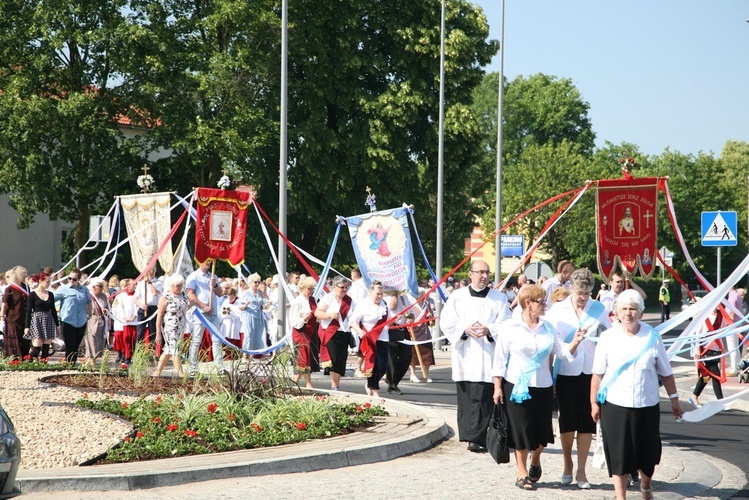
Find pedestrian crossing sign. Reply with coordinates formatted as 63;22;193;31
701;211;737;247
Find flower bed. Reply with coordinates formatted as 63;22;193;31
77;392;386;463
0;356;74;371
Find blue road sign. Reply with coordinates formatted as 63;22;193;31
500;235;525;257
701;211;737;247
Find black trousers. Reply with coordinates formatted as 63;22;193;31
137;305;158;345
660;302;670;322
694;362;724;399
61;321;87;364
456;380;494;446
386;328;412;389
367;340;390;390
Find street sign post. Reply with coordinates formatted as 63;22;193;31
701;211;738;285
500;235;525;257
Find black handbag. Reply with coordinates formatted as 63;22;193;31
486;403;510;464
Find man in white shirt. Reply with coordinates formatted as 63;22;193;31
441;260;511;453
186;259;226;376
599;271;647;315
134;268;162;346
542;260;575;308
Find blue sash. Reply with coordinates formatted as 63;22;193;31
596;325;659;404
552;300;605;380
510;322;555;404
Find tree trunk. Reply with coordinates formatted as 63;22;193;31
74;204;90;267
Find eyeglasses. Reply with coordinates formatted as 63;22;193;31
531;299;546;305
470;270;491;275
69;277;79;282
336;285;350;289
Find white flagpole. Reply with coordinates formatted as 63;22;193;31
278;0;288;334
494;0;506;284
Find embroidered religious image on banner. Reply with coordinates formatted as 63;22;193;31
346;207;419;296
195;187;251;266
596;178;659;281
120;193;173;273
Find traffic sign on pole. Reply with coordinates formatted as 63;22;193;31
701;211;738;247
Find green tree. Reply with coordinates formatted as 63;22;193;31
283;0;497;265
473;72;597;269
641;148;734;284
0;0;139;252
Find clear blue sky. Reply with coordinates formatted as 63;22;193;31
471;0;749;157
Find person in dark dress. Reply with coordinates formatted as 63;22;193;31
1;266;30;358
24;272;59;362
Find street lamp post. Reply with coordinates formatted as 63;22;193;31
277;0;288;334
434;0;446;350
493;0;506;285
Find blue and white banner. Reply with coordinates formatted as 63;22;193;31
346;207;418;296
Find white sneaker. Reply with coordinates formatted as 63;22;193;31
409;376;421;383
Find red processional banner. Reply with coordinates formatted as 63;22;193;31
596;177;660;282
195;187;252;266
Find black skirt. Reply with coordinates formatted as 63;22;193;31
502;379;554;451
600;402;661;478
556;373;596;434
328;330;351;376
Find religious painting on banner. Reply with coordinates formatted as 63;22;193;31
120;193;174;273
346;207;419;296
195;187;251;266
596;177;659;282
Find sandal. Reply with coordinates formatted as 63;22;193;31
529;464;542;483
515;477;534;491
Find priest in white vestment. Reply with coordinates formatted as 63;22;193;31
441;260;510;452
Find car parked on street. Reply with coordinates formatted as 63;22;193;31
0;403;21;499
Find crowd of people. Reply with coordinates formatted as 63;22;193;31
4;257;744;499
1;264;437;397
442;260;684;499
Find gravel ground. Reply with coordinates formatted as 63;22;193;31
0;371;133;470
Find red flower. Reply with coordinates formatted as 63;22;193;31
135;432;144;438
23;355;31;361
227;414;235;421
250;423;263;432
355;405;363;412
83;393;89;399
109;392;114;397
124;437;131;443
121;402;128;409
364;402;371;408
151;417;161;423
166;424;178;432
295;422;307;430
40;357;48;363
9;359;20;366
207;403;218;413
184;429;197;437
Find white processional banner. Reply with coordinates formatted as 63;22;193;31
120;193;174;273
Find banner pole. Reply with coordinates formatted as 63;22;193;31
209;259;217;310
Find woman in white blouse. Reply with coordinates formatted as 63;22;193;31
493;285;583;491
350;281;389;398
546;268;611;489
590;289;683;500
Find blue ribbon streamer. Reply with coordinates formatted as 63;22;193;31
510;322;555;404
313;220;343;299
406;207;447;303
552;301;605;380
596;326;659;404
193;309;289;356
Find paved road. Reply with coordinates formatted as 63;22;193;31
21;313;749;499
